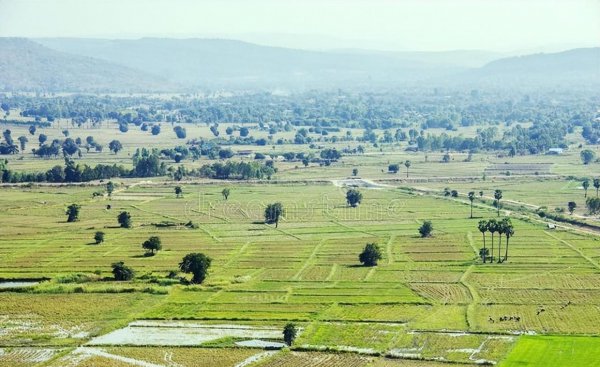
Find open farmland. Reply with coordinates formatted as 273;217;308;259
1;19;599;365
1;177;600;366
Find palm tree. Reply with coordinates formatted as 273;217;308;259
468;191;476;218
404;160;411;178
487;219;498;263
583;179;590;198
478;220;488;263
496;220;505;263
502;218;514;262
494;189;503;216
594;178;600;197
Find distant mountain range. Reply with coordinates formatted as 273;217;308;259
0;37;597;92
0;38;176;92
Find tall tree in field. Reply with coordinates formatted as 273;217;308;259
359;243;382;266
106;181;115;197
283;323;298;346
17;136;28;152
264;202;284;227
222;188;230;200
494;189;503;216
487;219;498;263
175;186;183;198
346;189;363;207
112;261;135;281
502;218;514;262
179;253;212;284
568;201;577;215
418;221;433;238
478;220;488;263
108;140;123;154
468;191;475;218
142;236;162;255
118;211;132;228
28;125;36;135
496;219;505;263
594;178;600;197
94;231;105;244
66;204;80;222
404;160;411;178
583;179;590;198
586;197;600;215
580;149;595;165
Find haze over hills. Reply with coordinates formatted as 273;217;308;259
0;38;176;93
35;37;468;90
0;37;598;92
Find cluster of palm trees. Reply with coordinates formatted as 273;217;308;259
477;218;515;263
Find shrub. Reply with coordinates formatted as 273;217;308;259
419;221;433;237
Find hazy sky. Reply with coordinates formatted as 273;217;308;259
0;0;598;52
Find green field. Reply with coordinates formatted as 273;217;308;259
1;175;600;365
2;117;600;366
500;336;600;367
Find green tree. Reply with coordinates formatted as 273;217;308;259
94;231;105;244
594;178;600;197
118;211;132;228
479;247;489;263
175;186;183;198
487;219;498;263
419;220;433;238
568;201;577;215
583;179;590;198
501;218;514;262
580;149;595;165
388;163;400;173
352;168;358;177
222;188;230;200
494;189;503;216
112;261;135;281
179;253;212;284
17;136;28;152
359;243;382;266
346;189;363;207
496;219;505;263
38;133;47;145
142;236;162;255
108;140;123;154
264;202;284;227
66;204;80;222
106;181;115;197
283;323;298;346
478;220;489;263
468;191;476;218
586;197;600;214
404;160;411;178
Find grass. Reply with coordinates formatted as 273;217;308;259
500;335;600;367
2;141;600;365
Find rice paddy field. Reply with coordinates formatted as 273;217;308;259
1;172;599;366
1;118;600;366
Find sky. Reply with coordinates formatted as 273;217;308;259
0;0;598;52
